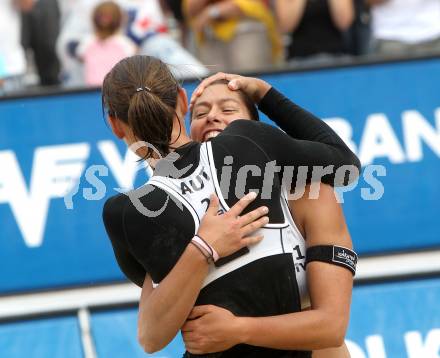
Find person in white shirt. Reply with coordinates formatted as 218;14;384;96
0;0;32;94
368;0;440;55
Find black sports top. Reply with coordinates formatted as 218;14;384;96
103;88;360;357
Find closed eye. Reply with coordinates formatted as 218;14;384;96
222;108;237;113
195;112;207;119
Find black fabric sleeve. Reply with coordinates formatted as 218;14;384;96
259;87;349;147
223;119;359;187
257;87;361;185
102;194;147;287
103;186;196;286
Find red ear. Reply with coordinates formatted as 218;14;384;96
108;116;125;139
178;87;188;117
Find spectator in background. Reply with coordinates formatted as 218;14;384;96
346;0;371;56
0;0;30;94
57;0;207;86
161;0;192;51
21;0;61;86
183;0;282;72
368;0;440;56
76;1;137;86
275;0;354;62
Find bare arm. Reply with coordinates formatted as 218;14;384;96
137;194;269;353
184;0;212;18
189;0;243;33
313;345;351;358
274;0;307;33
182;184;354;353
328;0;354;31
138;246;209;353
288;193;351;358
239;185;353;350
13;0;34;11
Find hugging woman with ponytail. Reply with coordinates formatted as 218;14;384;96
102;55;360;357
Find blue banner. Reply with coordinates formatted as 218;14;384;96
3;277;439;358
346;277;440;358
1;57;439;293
0;315;82;358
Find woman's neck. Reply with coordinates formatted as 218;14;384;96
169;116;192;151
169;133;192;151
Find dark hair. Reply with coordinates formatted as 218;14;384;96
102;55;180;158
190;79;259;122
93;1;123;40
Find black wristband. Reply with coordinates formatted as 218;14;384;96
306;245;358;276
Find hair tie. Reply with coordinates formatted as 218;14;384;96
136;86;152;93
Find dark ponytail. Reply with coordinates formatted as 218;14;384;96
102;55;180;158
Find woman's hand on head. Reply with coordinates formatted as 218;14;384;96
197;193;268;258
190;73;271;110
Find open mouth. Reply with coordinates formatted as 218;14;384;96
203;130;222;141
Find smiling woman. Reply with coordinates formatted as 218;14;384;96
190;79;259;142
187;73;354;358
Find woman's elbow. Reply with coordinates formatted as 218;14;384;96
141;341;159;355
329;328;346;348
138;326;165;354
278;17;298;34
324;318;348;348
139;336;165;354
334;12;354;31
278;19;292;34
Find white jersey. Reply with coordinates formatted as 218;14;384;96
148;142;311;309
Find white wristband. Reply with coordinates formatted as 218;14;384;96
192;235;220;262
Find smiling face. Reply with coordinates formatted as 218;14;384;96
190;83;254;142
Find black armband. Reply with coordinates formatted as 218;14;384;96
306;245;358;276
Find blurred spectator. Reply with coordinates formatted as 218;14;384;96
21;0;61;86
162;0;185;28
76;1;137;86
183;0;282;72
0;0;30;94
161;0;190;47
57;0;207;86
347;0;371;56
368;0;440;56
275;0;354;62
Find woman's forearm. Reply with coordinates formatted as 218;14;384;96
138;244;209;353
274;0;307;33
184;0;211;18
328;0;354;30
238;309;346;350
